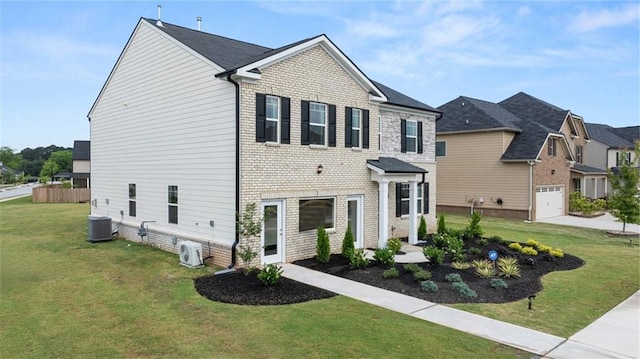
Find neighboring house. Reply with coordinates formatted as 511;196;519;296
88;17;440;267
436;92;599;221
71;140;90;188
585;123;638;196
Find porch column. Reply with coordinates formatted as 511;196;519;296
378;180;389;248
408;180;418;244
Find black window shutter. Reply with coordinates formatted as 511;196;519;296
328;104;336;147
363;109;370;149
395;183;402;217
417;121;423;153
255;93;266;143
345;107;352;148
400;119;407;153
281;97;290;144
301;101;309;145
424;183;429;214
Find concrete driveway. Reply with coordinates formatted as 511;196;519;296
537;212;640;234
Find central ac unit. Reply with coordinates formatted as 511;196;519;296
178;241;203;268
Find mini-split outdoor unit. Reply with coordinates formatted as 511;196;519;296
178;241;203;268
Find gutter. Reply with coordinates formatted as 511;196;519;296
226;72;241;269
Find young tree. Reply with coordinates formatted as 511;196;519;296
236;202;265;271
607;143;640;233
48;150;73;172
39;159;59;183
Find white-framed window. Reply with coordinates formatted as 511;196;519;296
575;144;583;163
309;102;327;146
128;183;136;217
351;108;361;148
406;120;417;153
378;115;382;150
299;197;335;231
265;95;280;143
548;138;557;157
168;185;178;224
400;183;423;216
436;141;446;157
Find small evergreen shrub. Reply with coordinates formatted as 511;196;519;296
520;246;538;256
468;247;482;255
488;235;503;242
475;237;488;246
451;261;473;270
383;267;399;279
453;252;467;262
423;246;445;265
437;214;447;234
341;224;355;258
550;249;564;258
445;235;465;259
257;264;283;286
445;273;462;282
451;281;477;299
373;248;395;268
418;215;427;241
431;233;448;248
413;269;432;281
386;237;403;254
463;212;484;239
420;280;438;292
403;263;422;274
349;248;370;269
490;278;508;289
526;239;539;247
316;226;330;263
508;242;523;251
497;257;521;278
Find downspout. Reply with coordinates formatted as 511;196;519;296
226;73;241;269
527;161;535;222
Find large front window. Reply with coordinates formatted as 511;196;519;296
400;183;423;216
265;95;280;143
299;198;334;231
309;102;327;146
406;120;417;153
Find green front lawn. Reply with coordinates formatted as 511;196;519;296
0;197;527;358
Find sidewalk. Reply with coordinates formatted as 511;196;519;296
282;264;639;358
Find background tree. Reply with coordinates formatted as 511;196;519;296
39;159;59;183
48;150;72;172
19;145;70;176
0;147;23;171
607;143;640;233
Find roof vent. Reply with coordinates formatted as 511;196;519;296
156;5;163;27
197;16;202;31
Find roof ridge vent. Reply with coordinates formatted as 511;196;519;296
156;5;163;27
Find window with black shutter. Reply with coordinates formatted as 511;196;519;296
256;93;290;144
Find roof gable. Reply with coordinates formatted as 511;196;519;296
436;96;521;133
373;81;440;114
499;92;569;131
72;140;90;160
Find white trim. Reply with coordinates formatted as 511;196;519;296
347;195;364;249
262;200;284;264
265;95;280;144
379;103;440;118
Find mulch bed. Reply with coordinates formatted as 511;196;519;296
194;241;584;306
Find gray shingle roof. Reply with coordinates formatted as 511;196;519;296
367;157;427;173
586;123;634;148
372;81;440;113
609;126;639;145
72;140;90;160
144;18;436;113
437;96;521;133
499;92;569;131
572;163;607;174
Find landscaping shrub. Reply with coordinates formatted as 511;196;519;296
238;245;258;275
550;249;564;258
488;235;503;243
490;278;508;290
437;214;447;234
386;237;403;254
316;226;330;263
445;234;465;258
451;281;477;299
463;212;484;240
570;191;606;215
451;261;473;270
420;280;438;292
526;239;539;247
520;246;538;256
431;233;448;248
468;247;482;255
383;267;399;279
341;224;355;258
257;264;283;286
413;269;432;281
373;248;395;268
445;273;462;282
475;265;497;278
475;237;488;246
418;215;427;241
508;242;523;251
403;263;422;274
472;259;493;270
497;257;521;278
349;248;369;269
537;244;552;253
423;246;445;265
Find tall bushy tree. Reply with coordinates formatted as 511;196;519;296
316;226;330;263
39;159;59;183
48;150;72;172
607;144;640;233
437;214;447;235
418;215;427;240
341;224;355;258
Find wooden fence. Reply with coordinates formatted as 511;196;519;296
32;187;90;203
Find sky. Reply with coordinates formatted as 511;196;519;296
1;0;639;151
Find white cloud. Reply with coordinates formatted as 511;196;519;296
344;18;400;39
517;5;531;17
568;3;640;32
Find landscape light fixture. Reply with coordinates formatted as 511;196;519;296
528;295;536;310
317;164;323;174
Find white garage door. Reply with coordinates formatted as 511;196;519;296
536;186;564;220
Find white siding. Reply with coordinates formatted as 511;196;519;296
89;21;236;245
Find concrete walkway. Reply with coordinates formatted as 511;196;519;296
282;264;639;358
537;212;640;234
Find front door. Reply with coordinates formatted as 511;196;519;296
262;200;284;264
347;196;363;249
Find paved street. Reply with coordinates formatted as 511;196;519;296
0;183;39;201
